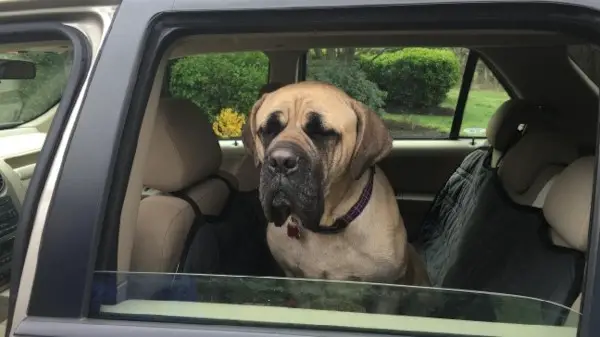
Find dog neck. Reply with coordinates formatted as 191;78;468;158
318;167;375;231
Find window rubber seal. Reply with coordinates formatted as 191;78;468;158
449;50;479;140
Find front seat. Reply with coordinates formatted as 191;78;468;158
544;156;594;325
131;98;230;273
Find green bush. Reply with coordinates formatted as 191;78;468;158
360;48;460;112
307;59;387;114
169;52;268;119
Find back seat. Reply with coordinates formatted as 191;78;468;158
416;100;584;324
416;99;543;286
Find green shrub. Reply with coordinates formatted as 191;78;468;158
359;48;460;112
169;52;268;119
307;59;387;114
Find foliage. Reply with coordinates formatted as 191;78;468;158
359;48;461;112
169;52;268;120
212;107;246;139
306;58;387;114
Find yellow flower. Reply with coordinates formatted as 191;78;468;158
212;107;246;139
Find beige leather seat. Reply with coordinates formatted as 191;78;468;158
232;155;260;191
542;156;594;324
131;98;230;272
497;118;579;207
486;99;539;168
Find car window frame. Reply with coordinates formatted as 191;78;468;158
2;23;91;336
16;2;600;337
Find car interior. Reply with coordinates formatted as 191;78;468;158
0;29;598;334
119;30;598;326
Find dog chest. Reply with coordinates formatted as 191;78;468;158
266;223;396;281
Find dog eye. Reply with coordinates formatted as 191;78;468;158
304;113;337;139
260;115;283;137
305;127;337;139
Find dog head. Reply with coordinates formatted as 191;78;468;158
242;81;392;230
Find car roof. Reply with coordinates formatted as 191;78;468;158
0;0;599;13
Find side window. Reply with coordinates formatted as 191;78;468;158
459;58;510;138
167;52;269;139
305;47;510;139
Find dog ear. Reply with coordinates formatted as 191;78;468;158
242;94;268;167
349;99;393;180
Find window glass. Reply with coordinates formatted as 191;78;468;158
0;50;72;125
168;52;269;139
459;58;510;138
305;47;509;139
93;271;579;335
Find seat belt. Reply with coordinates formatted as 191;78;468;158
171;191;205;273
171;174;237;273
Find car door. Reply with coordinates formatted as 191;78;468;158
0;2;116;336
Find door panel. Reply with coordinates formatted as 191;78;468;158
379;139;485;241
0;131;46;191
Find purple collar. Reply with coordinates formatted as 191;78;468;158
313;167;376;234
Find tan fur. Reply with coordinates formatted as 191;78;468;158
245;81;430;287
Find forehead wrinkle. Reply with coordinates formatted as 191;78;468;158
257;100;290;127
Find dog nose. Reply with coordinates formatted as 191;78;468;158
268;148;299;174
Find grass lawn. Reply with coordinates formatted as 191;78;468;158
382;88;510;137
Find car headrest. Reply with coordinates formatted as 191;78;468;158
543;156;594;252
487;99;541;152
498;126;579;195
143;98;222;192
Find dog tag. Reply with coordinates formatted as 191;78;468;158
287;217;301;239
287;224;300;239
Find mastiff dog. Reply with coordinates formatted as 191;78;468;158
242;81;430;309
